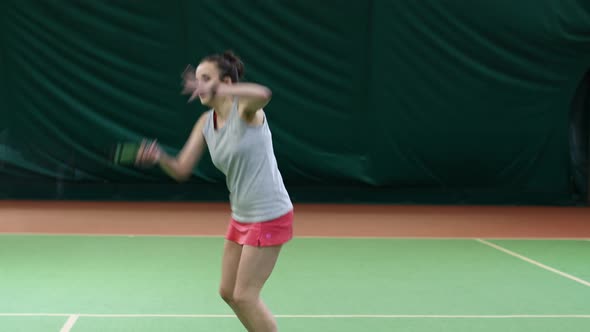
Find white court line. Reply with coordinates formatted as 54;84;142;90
0;313;589;319
476;239;590;287
59;315;78;332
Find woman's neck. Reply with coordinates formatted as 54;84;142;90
211;97;233;120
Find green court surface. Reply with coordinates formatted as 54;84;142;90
0;235;589;331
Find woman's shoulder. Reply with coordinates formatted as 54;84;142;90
197;110;213;132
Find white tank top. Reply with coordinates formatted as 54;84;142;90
202;98;293;223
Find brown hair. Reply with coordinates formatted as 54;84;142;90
201;50;244;83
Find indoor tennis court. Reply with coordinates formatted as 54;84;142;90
1;202;589;332
2;1;590;332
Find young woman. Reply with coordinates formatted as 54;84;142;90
136;50;293;332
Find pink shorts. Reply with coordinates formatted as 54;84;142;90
226;210;294;247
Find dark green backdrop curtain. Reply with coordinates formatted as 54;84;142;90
1;0;589;204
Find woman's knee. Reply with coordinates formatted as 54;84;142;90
232;288;258;307
219;287;234;304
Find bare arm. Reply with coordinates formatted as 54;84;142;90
189;81;272;118
215;82;271;112
158;113;208;182
216;84;272;125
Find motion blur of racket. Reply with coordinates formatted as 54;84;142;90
109;139;160;167
108;67;191;167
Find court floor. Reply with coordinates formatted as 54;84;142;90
0;202;589;331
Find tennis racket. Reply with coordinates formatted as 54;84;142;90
109;139;160;167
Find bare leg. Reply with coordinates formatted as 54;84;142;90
233;245;283;332
219;240;253;330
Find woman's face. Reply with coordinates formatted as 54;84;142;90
195;61;221;106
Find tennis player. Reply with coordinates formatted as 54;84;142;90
136;50;293;332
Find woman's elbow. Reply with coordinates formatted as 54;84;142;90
175;172;191;182
261;87;272;100
174;169;192;182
